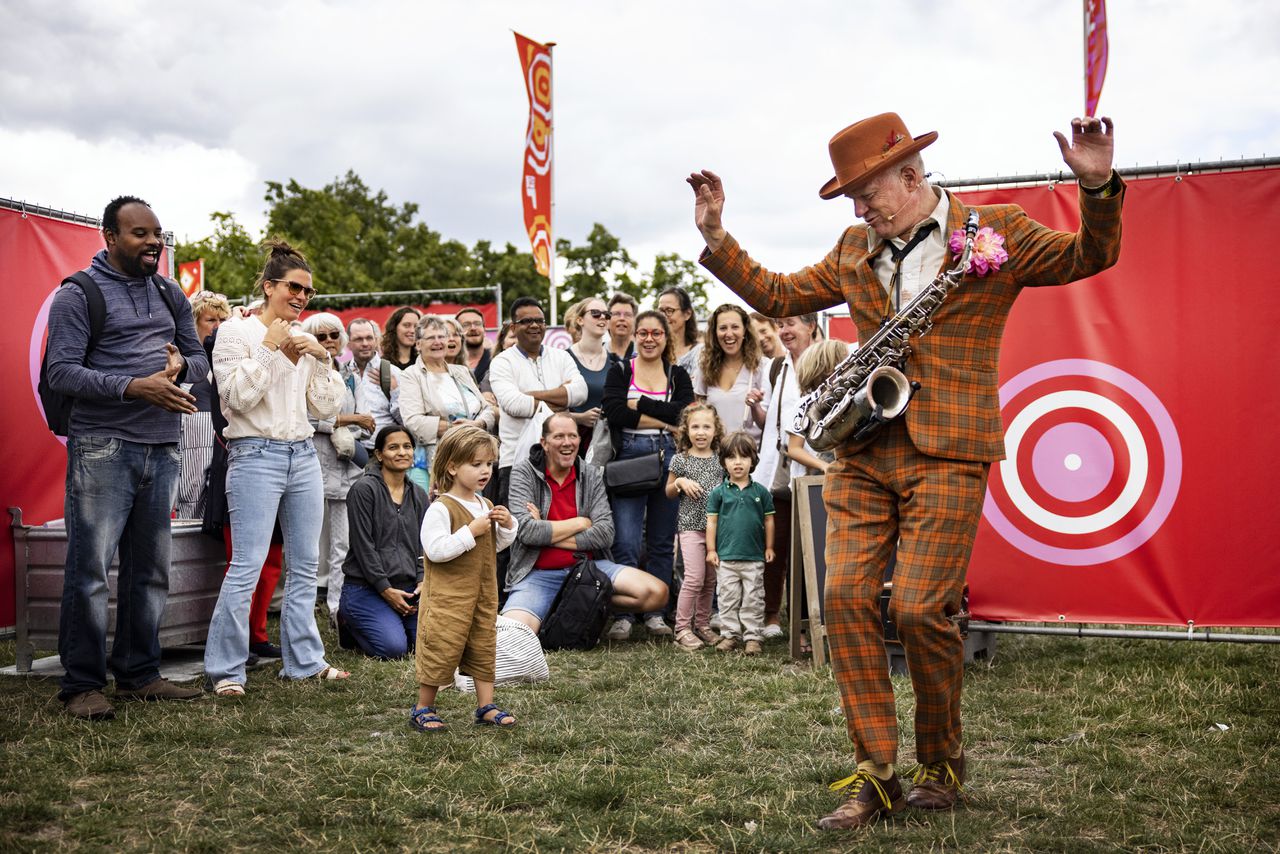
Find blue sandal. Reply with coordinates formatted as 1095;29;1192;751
410;705;447;733
474;703;516;727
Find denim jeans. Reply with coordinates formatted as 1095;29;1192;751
609;432;678;621
58;437;180;700
337;579;416;660
204;438;329;684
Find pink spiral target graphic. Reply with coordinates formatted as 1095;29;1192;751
983;359;1181;566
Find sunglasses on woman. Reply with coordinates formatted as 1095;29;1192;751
269;279;317;300
585;309;610;319
314;331;342;342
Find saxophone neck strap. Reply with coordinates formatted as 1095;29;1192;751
881;220;940;321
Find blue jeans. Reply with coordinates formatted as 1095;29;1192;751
204;438;329;684
338;579;417;660
609;432;678;621
58;437;179;700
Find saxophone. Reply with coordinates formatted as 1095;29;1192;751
793;210;980;452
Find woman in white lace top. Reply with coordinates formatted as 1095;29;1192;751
203;241;349;697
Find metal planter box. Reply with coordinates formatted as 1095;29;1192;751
10;509;226;672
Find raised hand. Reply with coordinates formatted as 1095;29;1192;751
1053;116;1115;188
686;169;727;251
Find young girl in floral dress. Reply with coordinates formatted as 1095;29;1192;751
664;403;727;650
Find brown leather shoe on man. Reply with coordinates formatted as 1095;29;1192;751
64;689;115;720
816;770;905;830
115;678;202;702
907;753;966;810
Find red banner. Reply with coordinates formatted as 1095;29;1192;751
515;32;553;278
178;259;204;297
1085;0;1109;116
0;209;152;628
962;169;1280;627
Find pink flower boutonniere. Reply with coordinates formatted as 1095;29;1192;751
949;226;1009;276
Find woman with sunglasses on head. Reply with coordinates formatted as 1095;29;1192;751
601;309;694;639
174;291;232;520
301;312;374;624
563;296;612;454
204;240;350;697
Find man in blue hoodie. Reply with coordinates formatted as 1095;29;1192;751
44;196;210;719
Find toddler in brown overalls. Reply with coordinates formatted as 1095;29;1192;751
411;427;518;731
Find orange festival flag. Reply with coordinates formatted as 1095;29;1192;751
1084;0;1109;117
515;32;553;279
178;259;204;297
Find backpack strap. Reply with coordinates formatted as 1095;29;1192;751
62;271;106;354
379;359;392;398
768;355;784;388
150;274;184;326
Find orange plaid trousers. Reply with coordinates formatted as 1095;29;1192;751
823;419;988;766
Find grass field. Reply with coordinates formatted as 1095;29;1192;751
1;626;1278;853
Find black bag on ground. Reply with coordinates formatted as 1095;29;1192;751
537;556;613;651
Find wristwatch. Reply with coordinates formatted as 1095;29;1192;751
1081;170;1120;198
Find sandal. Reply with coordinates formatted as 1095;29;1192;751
474;703;516;727
410;705;447;733
212;679;245;698
309;666;351;681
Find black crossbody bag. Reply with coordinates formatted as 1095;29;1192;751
603;360;670;496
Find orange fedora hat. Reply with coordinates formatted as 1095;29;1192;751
818;112;938;200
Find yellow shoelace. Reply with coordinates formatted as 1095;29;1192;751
828;771;893;808
911;760;962;789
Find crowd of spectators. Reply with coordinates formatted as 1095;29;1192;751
48;199;842;721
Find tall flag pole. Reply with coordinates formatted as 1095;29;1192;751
514;32;556;323
1084;0;1109;117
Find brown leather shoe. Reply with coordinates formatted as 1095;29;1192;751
907;752;966;810
816;770;905;830
115;678;202;702
64;689;115;720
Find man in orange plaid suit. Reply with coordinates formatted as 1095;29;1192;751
688;113;1122;829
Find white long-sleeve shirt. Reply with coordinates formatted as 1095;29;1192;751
352;353;403;449
212;316;343;440
420;493;518;562
488;345;587;468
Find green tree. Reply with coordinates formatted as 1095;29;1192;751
555;223;641;307
470;240;547;321
175;211;261;299
643;252;713;314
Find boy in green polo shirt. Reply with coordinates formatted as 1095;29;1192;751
706;431;776;655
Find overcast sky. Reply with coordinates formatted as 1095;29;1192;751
2;0;1277;304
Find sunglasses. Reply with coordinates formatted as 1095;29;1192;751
513;316;546;327
586;309;610;319
314;331;342;342
269;279;317;300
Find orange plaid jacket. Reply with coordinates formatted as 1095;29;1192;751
700;183;1125;462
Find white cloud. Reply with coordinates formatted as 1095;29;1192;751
0;128;262;241
1;0;1276;289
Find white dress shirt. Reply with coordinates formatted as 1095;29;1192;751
489;345;587;468
868;187;953;309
